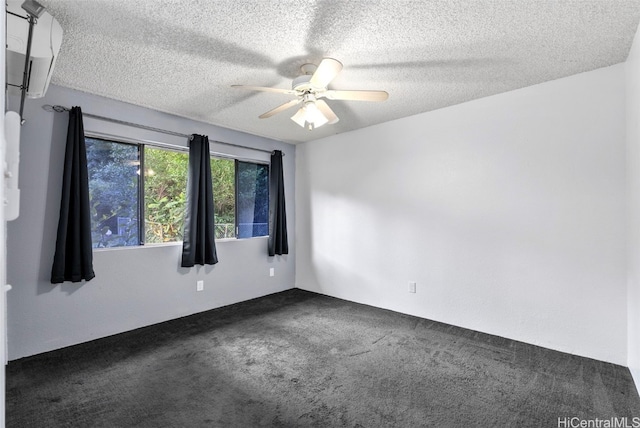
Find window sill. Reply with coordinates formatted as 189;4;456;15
93;236;268;251
93;241;181;252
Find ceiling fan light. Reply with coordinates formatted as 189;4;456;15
303;102;328;126
291;107;308;128
291;102;329;130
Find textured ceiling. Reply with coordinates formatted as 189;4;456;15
39;0;640;144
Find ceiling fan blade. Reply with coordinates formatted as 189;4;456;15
324;90;389;102
309;58;343;88
315;100;339;124
231;85;297;95
259;99;302;119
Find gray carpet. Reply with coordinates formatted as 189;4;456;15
6;289;640;427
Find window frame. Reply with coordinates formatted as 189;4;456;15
85;132;270;250
137;143;145;245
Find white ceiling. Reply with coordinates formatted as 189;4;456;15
39;0;640;144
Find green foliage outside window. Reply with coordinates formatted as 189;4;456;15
87;137;259;248
144;147;188;243
86;138;139;248
211;157;236;239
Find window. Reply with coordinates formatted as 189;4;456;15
236;161;269;238
211;157;236;239
86;138;139;247
144;146;188;244
86;136;268;248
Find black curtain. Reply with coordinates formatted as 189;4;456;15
268;150;288;256
181;134;218;267
51;107;95;283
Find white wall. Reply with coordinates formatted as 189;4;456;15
6;85;295;360
296;64;627;365
1;1;7;425
627;24;640;390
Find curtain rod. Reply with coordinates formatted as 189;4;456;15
42;104;281;155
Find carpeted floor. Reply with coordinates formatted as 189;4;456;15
6;289;640;427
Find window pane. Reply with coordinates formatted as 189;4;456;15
237;161;269;238
144;147;188;244
86;138;139;248
211;157;236;239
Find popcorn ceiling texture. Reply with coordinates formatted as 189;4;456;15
39;0;640;144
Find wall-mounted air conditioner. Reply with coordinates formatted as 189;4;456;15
6;0;63;99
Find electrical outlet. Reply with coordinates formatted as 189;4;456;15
197;280;204;292
408;281;416;293
269;268;275;277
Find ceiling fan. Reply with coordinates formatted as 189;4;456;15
232;58;389;130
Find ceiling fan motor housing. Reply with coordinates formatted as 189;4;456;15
292;74;319;93
233;57;386;130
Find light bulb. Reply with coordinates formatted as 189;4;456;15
290;101;328;130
